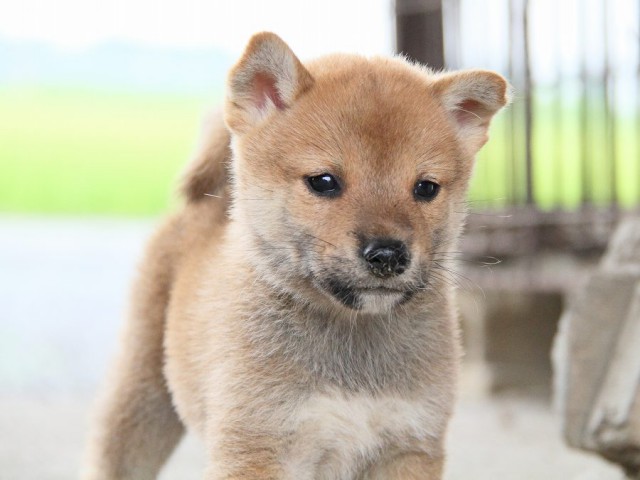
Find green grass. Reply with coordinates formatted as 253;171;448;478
1;86;638;216
0;86;215;216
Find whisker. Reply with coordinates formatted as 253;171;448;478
431;262;486;298
299;232;337;249
429;268;465;290
241;181;276;194
454;107;481;120
457;211;513;218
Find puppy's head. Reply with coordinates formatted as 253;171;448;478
224;32;510;314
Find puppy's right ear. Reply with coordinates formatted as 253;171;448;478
224;32;314;134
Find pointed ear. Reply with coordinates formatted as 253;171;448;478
432;70;511;154
224;32;314;134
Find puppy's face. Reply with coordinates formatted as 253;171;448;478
225;33;509;314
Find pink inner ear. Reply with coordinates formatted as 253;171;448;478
453;99;486;126
252;72;286;110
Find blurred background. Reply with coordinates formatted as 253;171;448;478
1;0;639;478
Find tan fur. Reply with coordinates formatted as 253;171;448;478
83;32;509;479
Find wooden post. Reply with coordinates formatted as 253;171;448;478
554;217;640;478
395;0;445;69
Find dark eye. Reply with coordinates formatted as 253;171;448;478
414;180;440;201
306;173;341;197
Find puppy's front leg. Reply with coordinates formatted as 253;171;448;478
366;452;444;480
205;463;282;480
204;430;285;480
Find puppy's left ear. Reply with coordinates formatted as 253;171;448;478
432;70;511;155
225;32;314;134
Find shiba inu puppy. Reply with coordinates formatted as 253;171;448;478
83;32;509;479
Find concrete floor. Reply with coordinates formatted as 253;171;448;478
0;217;624;479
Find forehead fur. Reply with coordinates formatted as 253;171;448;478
305;54;449;128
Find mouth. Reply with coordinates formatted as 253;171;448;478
321;279;416;311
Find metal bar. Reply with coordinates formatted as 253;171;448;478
602;0;617;207
509;0;530;206
553;1;564;208
523;0;534;205
508;0;521;204
579;3;592;206
637;0;640;205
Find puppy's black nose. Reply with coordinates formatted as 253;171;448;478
362;239;410;278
